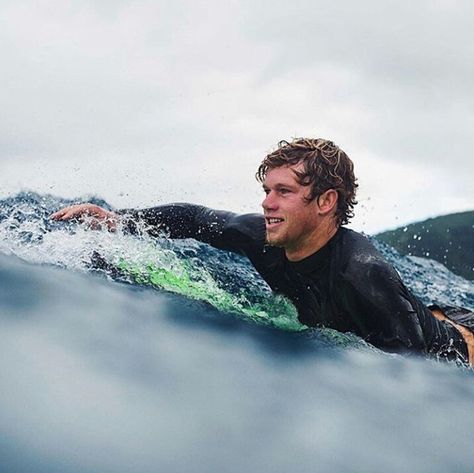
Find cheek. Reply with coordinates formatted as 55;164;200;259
300;207;318;227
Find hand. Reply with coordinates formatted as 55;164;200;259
50;203;118;231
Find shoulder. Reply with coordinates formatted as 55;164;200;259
336;230;411;312
224;212;265;234
223;212;266;247
192;211;266;255
338;228;378;254
337;228;400;283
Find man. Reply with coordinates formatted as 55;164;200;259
51;138;474;365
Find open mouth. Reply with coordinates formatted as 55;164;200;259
265;217;284;226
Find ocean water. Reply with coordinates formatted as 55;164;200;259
1;192;474;473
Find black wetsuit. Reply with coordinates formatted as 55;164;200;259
119;203;470;362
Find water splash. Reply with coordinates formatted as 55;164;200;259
0;192;302;331
1;192;472;339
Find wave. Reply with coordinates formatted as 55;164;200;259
1;191;473;338
2;192;474;472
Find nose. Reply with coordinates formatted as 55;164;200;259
262;191;277;212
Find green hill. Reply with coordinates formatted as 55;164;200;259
375;211;474;281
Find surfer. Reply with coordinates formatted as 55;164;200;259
50;138;474;365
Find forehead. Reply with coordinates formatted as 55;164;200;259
263;164;303;186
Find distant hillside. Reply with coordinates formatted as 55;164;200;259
375;211;474;281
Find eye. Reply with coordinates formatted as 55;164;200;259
278;188;291;195
263;188;270;195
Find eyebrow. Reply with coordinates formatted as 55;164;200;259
262;183;298;190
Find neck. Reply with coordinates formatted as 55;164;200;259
285;220;339;262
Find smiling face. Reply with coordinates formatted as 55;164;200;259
262;164;323;255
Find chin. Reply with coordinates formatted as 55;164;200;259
265;233;285;248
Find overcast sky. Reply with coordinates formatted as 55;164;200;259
1;0;472;233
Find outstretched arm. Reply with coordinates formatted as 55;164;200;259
51;202;266;254
118;203;266;254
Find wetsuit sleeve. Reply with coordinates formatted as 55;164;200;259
339;257;429;352
117;203;266;255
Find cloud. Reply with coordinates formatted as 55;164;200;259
0;0;472;232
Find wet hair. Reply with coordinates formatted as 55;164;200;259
256;138;358;226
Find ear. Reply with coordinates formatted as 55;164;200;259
317;189;338;215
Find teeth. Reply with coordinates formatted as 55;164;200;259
267;218;284;224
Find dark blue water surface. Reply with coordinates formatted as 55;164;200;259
1;192;474;473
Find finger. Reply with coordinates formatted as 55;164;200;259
51;204;82;218
50;209;67;220
60;209;82;221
